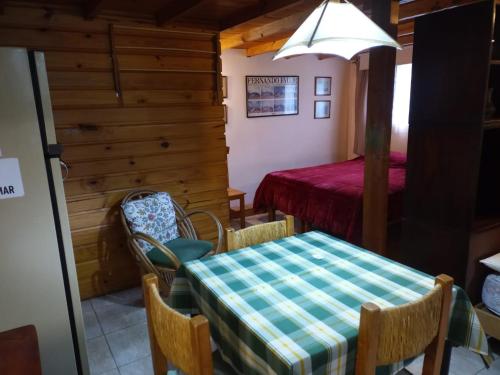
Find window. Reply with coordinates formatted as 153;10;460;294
392;64;412;133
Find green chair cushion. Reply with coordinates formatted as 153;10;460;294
146;237;213;268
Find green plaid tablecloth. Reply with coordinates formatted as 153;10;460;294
168;231;490;375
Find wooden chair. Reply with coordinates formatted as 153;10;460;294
143;274;214;375
226;215;294;251
356;274;454;375
121;190;223;294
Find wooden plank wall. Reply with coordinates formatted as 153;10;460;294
0;4;229;299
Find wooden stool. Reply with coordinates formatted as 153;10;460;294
228;188;246;228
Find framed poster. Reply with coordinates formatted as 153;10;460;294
315;76;332;96
222;76;228;98
314;100;331;119
246;76;299;118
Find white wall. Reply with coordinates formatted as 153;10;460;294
222;49;351;205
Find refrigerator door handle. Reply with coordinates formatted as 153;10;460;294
60;160;69;180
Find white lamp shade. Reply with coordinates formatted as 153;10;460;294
273;1;402;61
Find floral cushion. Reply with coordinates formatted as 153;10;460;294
122;192;179;253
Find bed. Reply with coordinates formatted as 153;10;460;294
253;152;407;243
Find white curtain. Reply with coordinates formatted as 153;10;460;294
348;63;412;157
390;64;412;153
353;69;369;156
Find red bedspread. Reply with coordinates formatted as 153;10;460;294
253;153;406;242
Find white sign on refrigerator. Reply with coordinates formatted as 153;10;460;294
0;158;25;199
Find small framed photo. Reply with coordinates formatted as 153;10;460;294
315;76;332;96
314;100;331;119
222;76;228;98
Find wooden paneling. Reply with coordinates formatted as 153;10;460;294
0;28;110;51
56;121;223;143
53;105;223;125
0;3;228;299
118;53;216;71
45;51;113;71
64;162;227;197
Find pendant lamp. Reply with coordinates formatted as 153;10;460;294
273;0;401;61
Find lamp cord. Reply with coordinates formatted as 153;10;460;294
308;0;330;48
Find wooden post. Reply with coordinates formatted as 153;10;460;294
362;0;399;255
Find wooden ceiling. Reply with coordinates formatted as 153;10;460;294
5;0;481;56
219;0;482;57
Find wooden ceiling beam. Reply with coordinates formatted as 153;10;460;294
220;0;304;31
156;0;204;27
227;0;484;56
246;38;288;57
242;11;309;44
221;34;246;50
221;1;420;52
399;0;480;21
398;33;414;46
234;16;413;53
83;0;104;19
398;20;414;36
222;11;309;50
245;31;414;58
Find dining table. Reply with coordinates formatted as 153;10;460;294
168;230;490;375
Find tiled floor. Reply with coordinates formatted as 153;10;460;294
82;287;153;375
82;213;500;375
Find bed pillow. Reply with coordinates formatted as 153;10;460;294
122;192;180;253
480;253;500;273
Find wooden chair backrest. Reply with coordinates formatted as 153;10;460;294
226;215;294;251
143;274;213;375
356;274;453;375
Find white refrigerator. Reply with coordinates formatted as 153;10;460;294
0;48;88;374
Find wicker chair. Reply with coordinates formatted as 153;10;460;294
226;215;294;251
356;274;453;375
120;190;223;294
143;274;234;375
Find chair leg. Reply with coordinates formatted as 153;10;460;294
439;341;452;375
268;208;276;222
300;220;311;233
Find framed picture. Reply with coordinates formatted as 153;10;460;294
223;104;228;124
246;76;299;118
314;100;331;119
315;76;332;96
222;76;228;99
